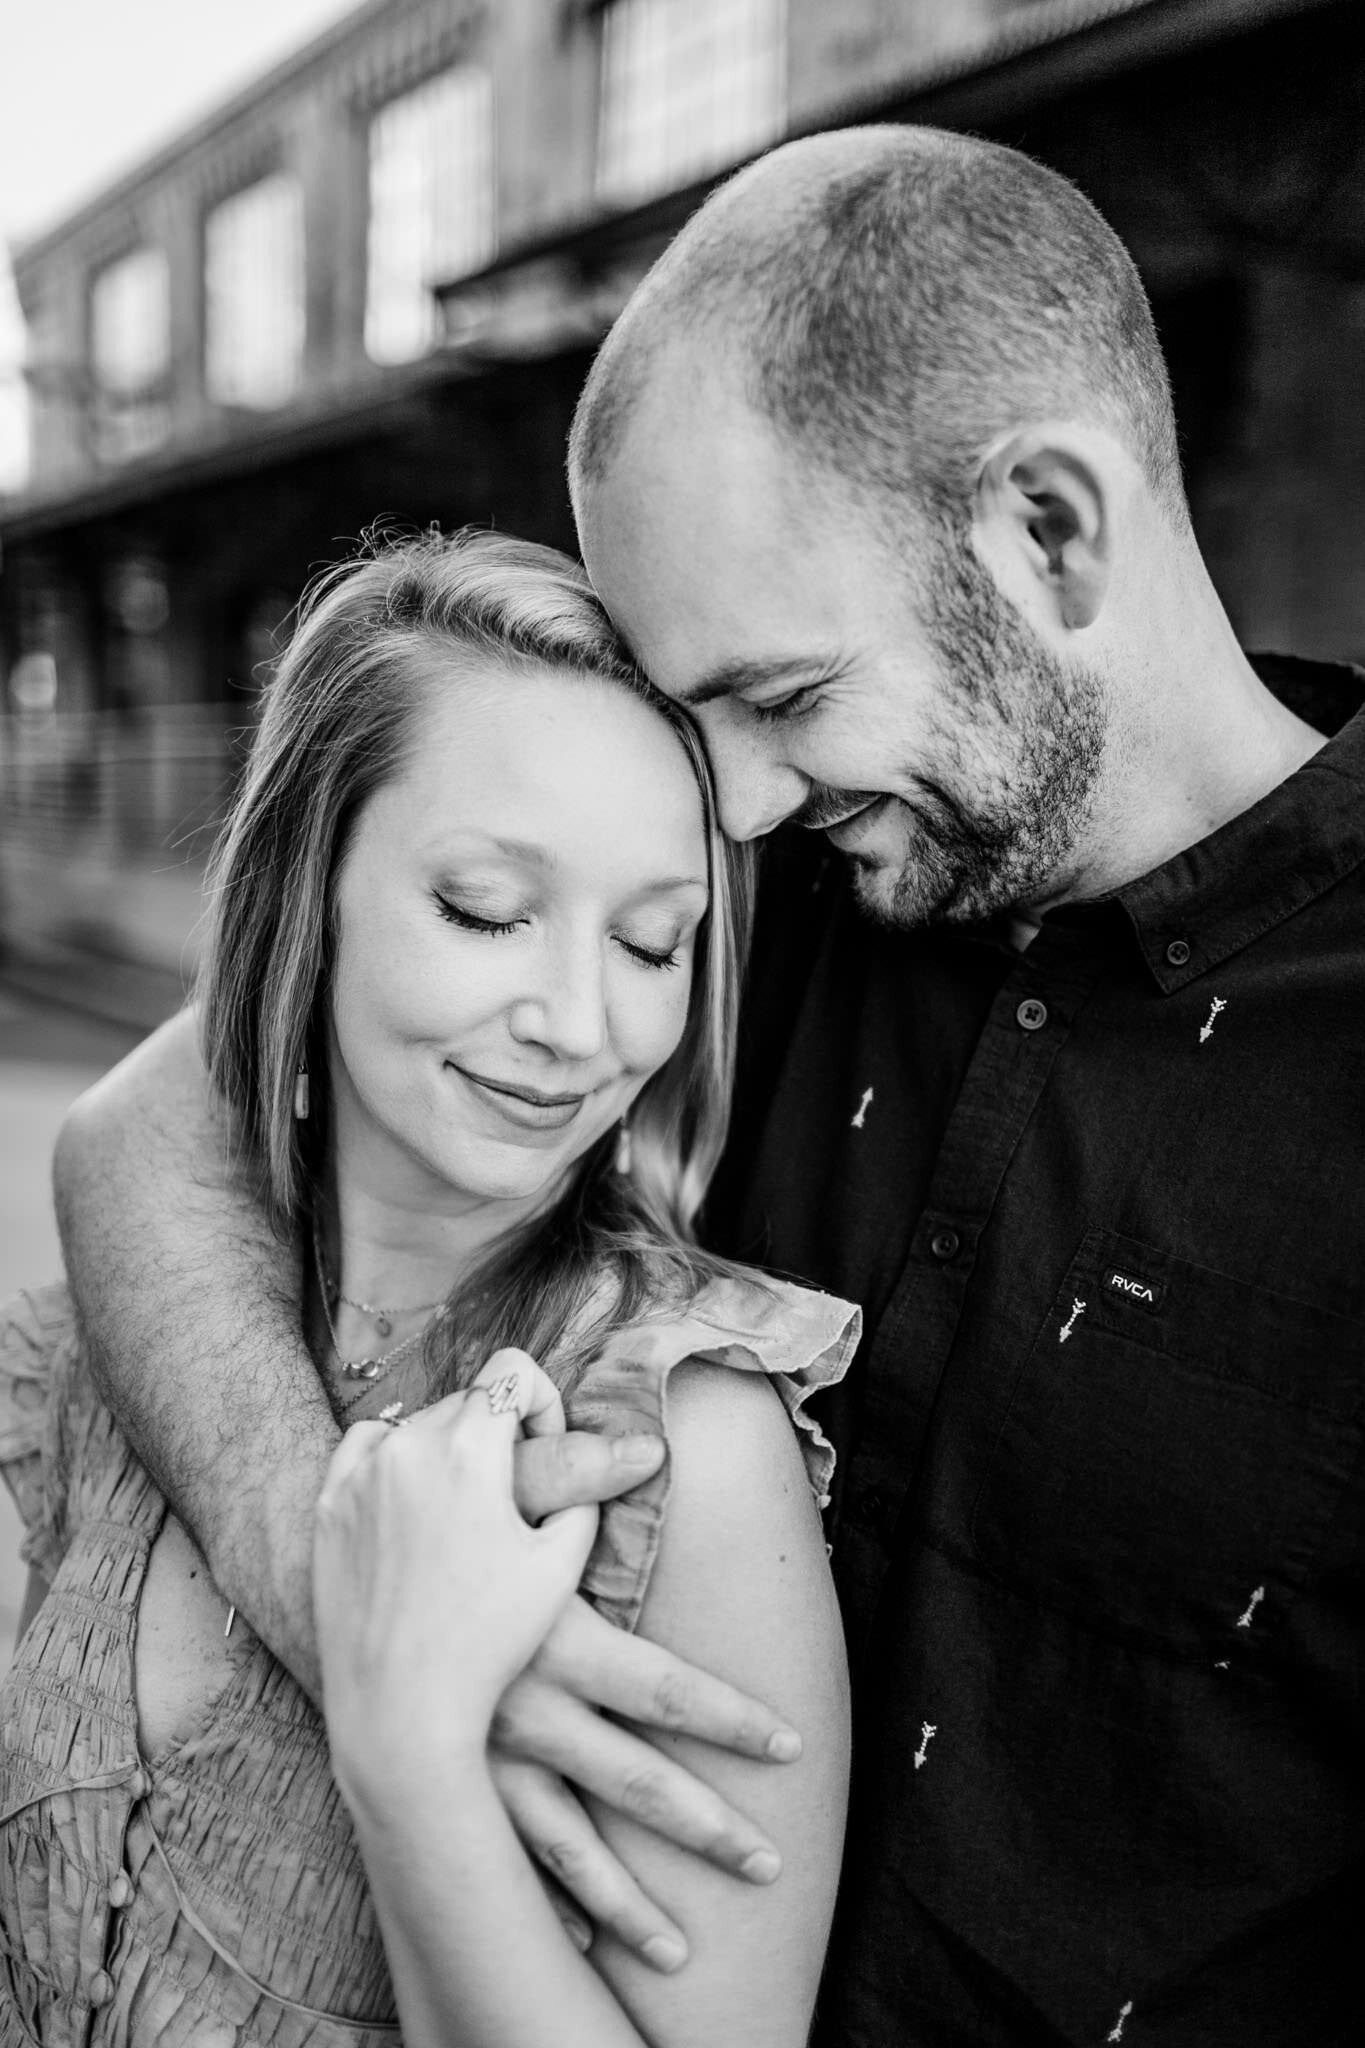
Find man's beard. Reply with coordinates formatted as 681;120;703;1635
838;533;1107;930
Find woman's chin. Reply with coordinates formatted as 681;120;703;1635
405;1134;581;1212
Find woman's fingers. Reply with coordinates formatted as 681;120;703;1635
492;1677;784;1883
492;1756;689;1971
318;1418;391;1504
469;1347;566;1438
316;1385;592;1750
535;1502;600;1590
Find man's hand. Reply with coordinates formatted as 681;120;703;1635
502;1426;802;1966
512;1419;667;1521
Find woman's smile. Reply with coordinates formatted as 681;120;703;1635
449;1063;594;1134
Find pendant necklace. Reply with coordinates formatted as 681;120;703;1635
311;1222;444;1381
334;1287;443;1342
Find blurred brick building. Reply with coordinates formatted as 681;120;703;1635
0;0;1361;998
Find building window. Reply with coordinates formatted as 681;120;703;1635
91;248;170;396
204;173;305;409
89;246;171;462
365;65;496;367
597;0;786;207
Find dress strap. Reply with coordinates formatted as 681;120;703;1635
567;1271;859;1633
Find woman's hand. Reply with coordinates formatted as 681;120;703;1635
314;1349;600;1817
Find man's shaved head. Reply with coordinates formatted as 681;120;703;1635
570;123;1205;934
569;124;1185;531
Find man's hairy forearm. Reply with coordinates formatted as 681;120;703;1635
53;1009;336;1698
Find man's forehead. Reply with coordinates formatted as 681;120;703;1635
582;410;821;583
589;345;768;494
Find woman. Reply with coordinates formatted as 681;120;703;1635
0;529;856;2045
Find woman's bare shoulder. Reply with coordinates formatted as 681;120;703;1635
584;1356;850;2045
639;1355;840;1665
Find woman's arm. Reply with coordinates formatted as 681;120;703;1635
578;1361;849;2040
320;1364;850;2048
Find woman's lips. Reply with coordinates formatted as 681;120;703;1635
451;1066;588;1132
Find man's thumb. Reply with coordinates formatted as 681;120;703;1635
513;1428;664;1521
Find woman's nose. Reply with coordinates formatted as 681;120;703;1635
507;944;609;1062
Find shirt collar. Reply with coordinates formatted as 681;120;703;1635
1043;656;1365;992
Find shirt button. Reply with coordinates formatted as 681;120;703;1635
88;1970;114;2008
930;1228;961;1261
1165;938;1191;967
1015;998;1048;1032
107;1871;133;1909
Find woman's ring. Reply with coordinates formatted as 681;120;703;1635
485;1372;521;1416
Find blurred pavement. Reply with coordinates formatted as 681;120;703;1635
0;987;145;1671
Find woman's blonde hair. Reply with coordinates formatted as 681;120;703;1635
198;527;756;1384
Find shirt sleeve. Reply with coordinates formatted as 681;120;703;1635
0;1284;78;1584
565;1273;860;1633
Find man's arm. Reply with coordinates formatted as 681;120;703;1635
53;1009;802;1962
55;1010;334;1695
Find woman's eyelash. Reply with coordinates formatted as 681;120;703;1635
436;894;679;968
745;685;823;726
434;894;521;936
620;939;681;971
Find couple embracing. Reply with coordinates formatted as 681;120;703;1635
2;124;1361;2048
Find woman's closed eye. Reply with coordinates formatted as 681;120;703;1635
437;892;683;970
434;893;524;937
617;933;682;971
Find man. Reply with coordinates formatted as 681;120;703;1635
54;127;1363;2044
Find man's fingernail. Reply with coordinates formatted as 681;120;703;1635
740;1848;782;1884
641;1935;688;1973
766;1728;802;1762
614;1434;664;1467
565;1919;592;1953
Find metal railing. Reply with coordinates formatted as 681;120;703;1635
0;705;244;865
0;706;247;971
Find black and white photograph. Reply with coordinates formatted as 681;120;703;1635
0;1;1361;2041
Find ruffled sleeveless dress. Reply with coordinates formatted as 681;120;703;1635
0;1271;858;2046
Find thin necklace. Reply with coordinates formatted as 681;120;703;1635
338;1290;443;1339
311;1221;443;1382
333;1282;443;1341
311;1222;444;1338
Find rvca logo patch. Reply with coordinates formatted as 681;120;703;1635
1103;1266;1167;1312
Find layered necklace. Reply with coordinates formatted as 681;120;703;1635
311;1219;446;1382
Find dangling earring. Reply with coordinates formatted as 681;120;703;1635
614;1118;632;1176
293;1058;310;1122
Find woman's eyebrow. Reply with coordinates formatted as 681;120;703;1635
430;839;705;897
490;835;555;867
426;833;555;868
633;875;709;898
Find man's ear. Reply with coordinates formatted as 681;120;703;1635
972;426;1115;631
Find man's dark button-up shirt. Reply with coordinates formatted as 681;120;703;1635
708;657;1365;2048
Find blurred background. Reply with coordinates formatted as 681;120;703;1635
1;0;1363;1659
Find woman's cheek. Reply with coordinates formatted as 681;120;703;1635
400;929;504;1039
628;964;693;1073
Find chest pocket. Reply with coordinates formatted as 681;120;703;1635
970;1229;1365;1662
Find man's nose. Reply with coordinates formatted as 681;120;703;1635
704;728;807;843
